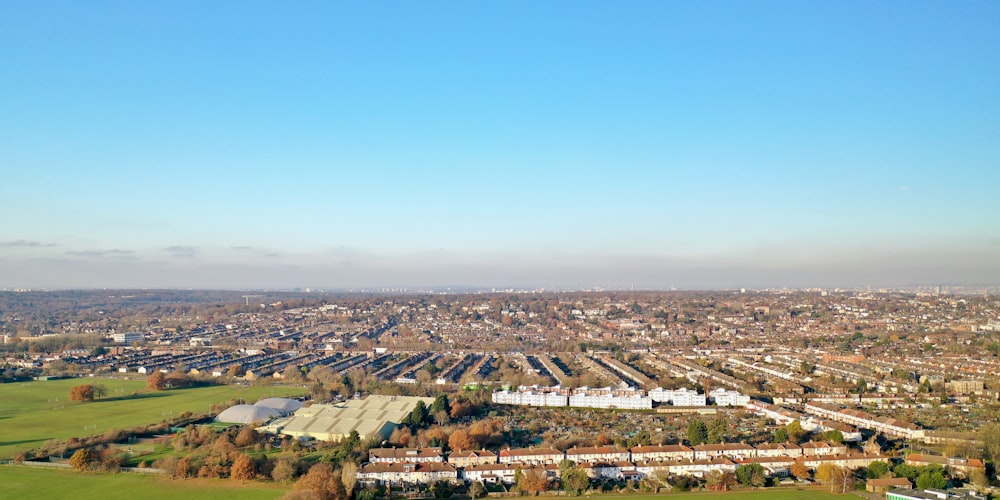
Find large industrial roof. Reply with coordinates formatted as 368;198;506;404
275;395;434;441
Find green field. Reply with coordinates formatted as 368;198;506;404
0;466;290;499
0;467;849;500
0;378;305;458
598;490;846;499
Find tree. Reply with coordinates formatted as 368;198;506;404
449;398;474;419
518;467;550;496
231;454;257;481
271;456;298;483
830;465;855;493
856;378;868;393
410;401;429;427
147;371;166;391
980;423;1000;462
708;418;727;444
786;421;806;444
815;463;838;484
866;460;890;479
174;456;192;479
341;462;358;499
235;426;259;448
293;463;347;500
735;463;766;487
821;429;844;444
469;480;487;499
705;470;737;491
430;479;455;499
790;462;810;480
915;470;947;490
448;429;475;452
69;384;97;402
773;427;789;444
69;448;93;472
431;394;450;414
892;463;918;480
560;462;590;496
969;468;989;489
686;420;708;446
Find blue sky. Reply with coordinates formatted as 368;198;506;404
1;1;998;289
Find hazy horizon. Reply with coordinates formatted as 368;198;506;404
2;2;998;290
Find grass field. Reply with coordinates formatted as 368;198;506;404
598;489;848;499
0;378;305;458
0;466;851;500
0;466;290;499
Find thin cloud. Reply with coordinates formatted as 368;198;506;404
65;249;135;257
1;240;49;247
165;245;199;258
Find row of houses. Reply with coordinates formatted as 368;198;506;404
803;401;923;439
491;385;749;410
369;440;853;468
744;400;863;441
357;452;897;487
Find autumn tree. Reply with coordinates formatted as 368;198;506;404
815;462;837;485
69;448;93;472
231;453;257;481
147;371;166;391
271;455;300;483
174;456;192;479
68;384;106;402
517;467;550;496
292;463;347;500
235;426;259;448
341;462;358;499
449;398;474;419
790;462;810;480
448;429;476;452
705;470;737;491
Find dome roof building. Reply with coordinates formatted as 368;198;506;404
215;404;282;424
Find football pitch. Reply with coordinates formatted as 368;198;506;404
0;378;305;458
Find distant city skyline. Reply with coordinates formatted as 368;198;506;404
2;2;998;289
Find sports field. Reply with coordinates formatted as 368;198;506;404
0;466;290;499
0;378;305;458
0;466;849;500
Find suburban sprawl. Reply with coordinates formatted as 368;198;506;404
2;288;1000;499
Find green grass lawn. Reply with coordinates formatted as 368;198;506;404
0;467;849;500
0;465;290;500
597;489;846;499
0;378;305;458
